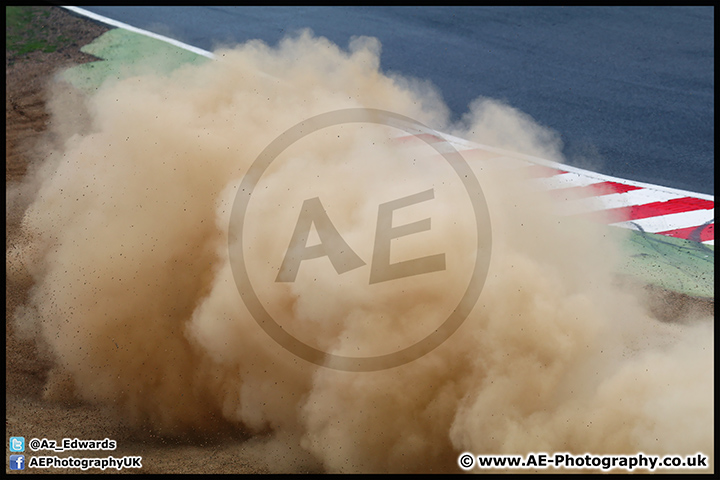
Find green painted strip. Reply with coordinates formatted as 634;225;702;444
617;229;714;299
59;27;715;300
60;28;208;93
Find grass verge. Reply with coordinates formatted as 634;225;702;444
6;6;71;56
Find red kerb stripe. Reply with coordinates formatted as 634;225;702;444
656;223;714;243
584;197;714;223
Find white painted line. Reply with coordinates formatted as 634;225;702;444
439;132;714;202
61;6;215;58
62;5;715;210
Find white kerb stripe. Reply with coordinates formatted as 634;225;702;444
611;210;715;235
532;172;605;190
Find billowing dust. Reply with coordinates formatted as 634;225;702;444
6;31;713;473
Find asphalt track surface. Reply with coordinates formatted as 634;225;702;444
56;10;715;299
76;6;714;196
6;8;716;473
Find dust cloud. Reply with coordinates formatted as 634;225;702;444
6;30;713;473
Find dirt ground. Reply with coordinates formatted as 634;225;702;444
5;6;713;475
5;6;269;474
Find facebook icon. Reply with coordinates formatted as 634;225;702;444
9;455;25;470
